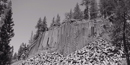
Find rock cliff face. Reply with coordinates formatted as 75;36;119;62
28;18;111;57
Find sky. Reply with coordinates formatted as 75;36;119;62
11;0;85;53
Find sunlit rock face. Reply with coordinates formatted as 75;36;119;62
28;18;111;57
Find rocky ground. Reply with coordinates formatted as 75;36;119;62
12;38;127;65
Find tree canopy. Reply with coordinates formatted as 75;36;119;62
0;0;14;64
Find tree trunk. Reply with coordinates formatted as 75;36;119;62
123;13;130;65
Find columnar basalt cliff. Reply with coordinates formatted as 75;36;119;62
28;18;111;57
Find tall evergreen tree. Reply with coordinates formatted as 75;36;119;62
81;0;91;19
13;52;18;60
65;9;73;20
36;18;42;31
18;44;23;60
101;0;130;65
34;17;48;40
10;46;14;62
90;0;98;19
42;16;48;31
83;5;89;19
55;14;60;26
100;0;116;18
29;31;33;45
81;0;98;19
50;17;55;27
73;3;83;20
0;0;14;64
18;43;27;60
69;9;73;19
34;18;42;40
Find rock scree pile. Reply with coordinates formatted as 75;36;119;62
20;38;124;65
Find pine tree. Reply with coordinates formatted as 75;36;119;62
90;0;98;19
81;0;91;19
81;0;98;19
18;43;23;60
102;0;130;65
36;18;42;31
18;43;27;60
83;5;89;19
69;9;73;19
100;0;116;18
42;16;48;31
73;3;83;20
55;14;60;26
34;17;48;40
29;31;33;45
50;17;55;27
13;52;18;60
65;9;73;20
18;44;23;60
10;46;14;62
34;18;42;40
0;0;14;64
50;15;60;27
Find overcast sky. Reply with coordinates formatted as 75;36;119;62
11;0;84;53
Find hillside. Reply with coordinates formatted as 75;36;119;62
28;18;112;57
11;17;127;65
16;37;126;65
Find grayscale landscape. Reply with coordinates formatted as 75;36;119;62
0;0;130;65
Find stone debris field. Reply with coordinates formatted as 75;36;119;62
19;38;125;65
